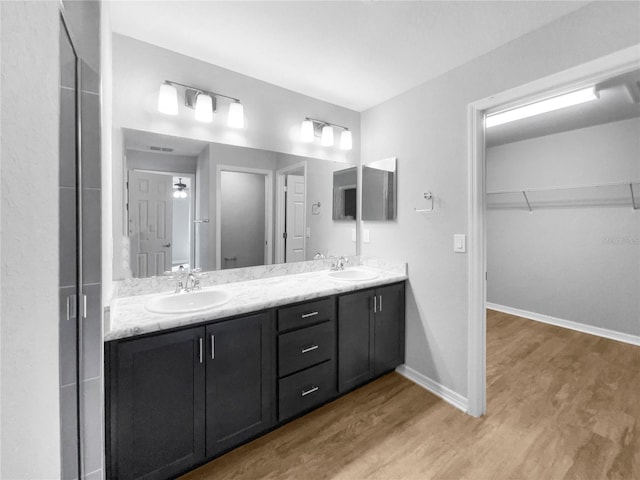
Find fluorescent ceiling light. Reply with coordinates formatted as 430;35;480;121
486;86;598;128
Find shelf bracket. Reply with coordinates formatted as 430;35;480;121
522;191;532;213
630;183;639;211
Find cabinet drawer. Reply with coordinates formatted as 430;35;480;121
279;320;335;377
277;298;334;332
278;360;336;422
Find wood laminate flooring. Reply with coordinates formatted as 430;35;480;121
181;310;640;479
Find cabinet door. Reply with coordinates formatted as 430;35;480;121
111;327;205;480
374;283;405;375
206;313;275;457
338;289;375;393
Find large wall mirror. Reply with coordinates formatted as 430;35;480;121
362;157;397;221
121;128;357;278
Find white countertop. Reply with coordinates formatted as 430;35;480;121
106;266;407;341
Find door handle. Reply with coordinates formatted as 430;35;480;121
301;386;319;397
162;243;171;248
301;345;319;354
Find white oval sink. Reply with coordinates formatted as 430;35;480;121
328;268;379;282
145;289;233;314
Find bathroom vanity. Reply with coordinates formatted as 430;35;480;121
105;266;406;480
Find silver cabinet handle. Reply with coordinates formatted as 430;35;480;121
373;295;377;313
82;294;87;319
301;345;319;354
211;334;215;360
199;337;203;364
301;386;319;397
301;311;318;319
379;294;383;312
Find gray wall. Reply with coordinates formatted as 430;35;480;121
220;172;266;269
305;160;357;259
360;2;640;398
487;118;640;336
1;1;61;477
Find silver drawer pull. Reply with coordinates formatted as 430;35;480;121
301;311;319;319
301;345;319;354
301;386;319;397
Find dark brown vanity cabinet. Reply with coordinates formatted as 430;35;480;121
107;313;275;480
107;282;405;479
277;298;337;421
205;314;275;457
338;282;405;393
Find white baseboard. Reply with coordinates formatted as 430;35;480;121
395;365;468;413
487;303;640;347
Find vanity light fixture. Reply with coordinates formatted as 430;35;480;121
173;178;188;199
157;80;244;128
486;86;598;128
300;117;353;150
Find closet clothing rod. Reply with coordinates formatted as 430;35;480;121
486;180;639;195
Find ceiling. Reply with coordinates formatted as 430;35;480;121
108;1;591;112
485;69;640;147
124;128;209;157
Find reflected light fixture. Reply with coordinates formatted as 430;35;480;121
158;80;244;128
486;86;598;128
300;117;353;150
173;178;188;199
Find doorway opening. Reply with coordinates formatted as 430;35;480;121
215;165;273;270
467;46;640;417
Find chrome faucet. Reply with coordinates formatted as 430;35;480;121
184;273;201;292
330;256;349;271
174;265;186;293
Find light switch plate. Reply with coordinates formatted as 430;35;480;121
351;229;356;242
363;229;371;243
305;227;311;238
454;234;466;253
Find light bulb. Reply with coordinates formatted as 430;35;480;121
300;120;315;143
173;190;181;199
194;93;213;122
340;130;352;150
228;102;244;128
158;83;178;115
321;125;334;147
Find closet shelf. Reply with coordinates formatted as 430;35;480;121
486;181;640;212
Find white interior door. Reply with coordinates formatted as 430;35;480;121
285;174;306;262
128;170;173;277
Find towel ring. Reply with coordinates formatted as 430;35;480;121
415;192;434;213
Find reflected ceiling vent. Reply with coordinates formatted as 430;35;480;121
149;145;174;152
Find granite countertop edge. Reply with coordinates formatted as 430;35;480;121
106;267;407;342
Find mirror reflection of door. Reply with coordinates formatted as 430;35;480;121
128;170;173;277
285;174;306;262
220;171;267;269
